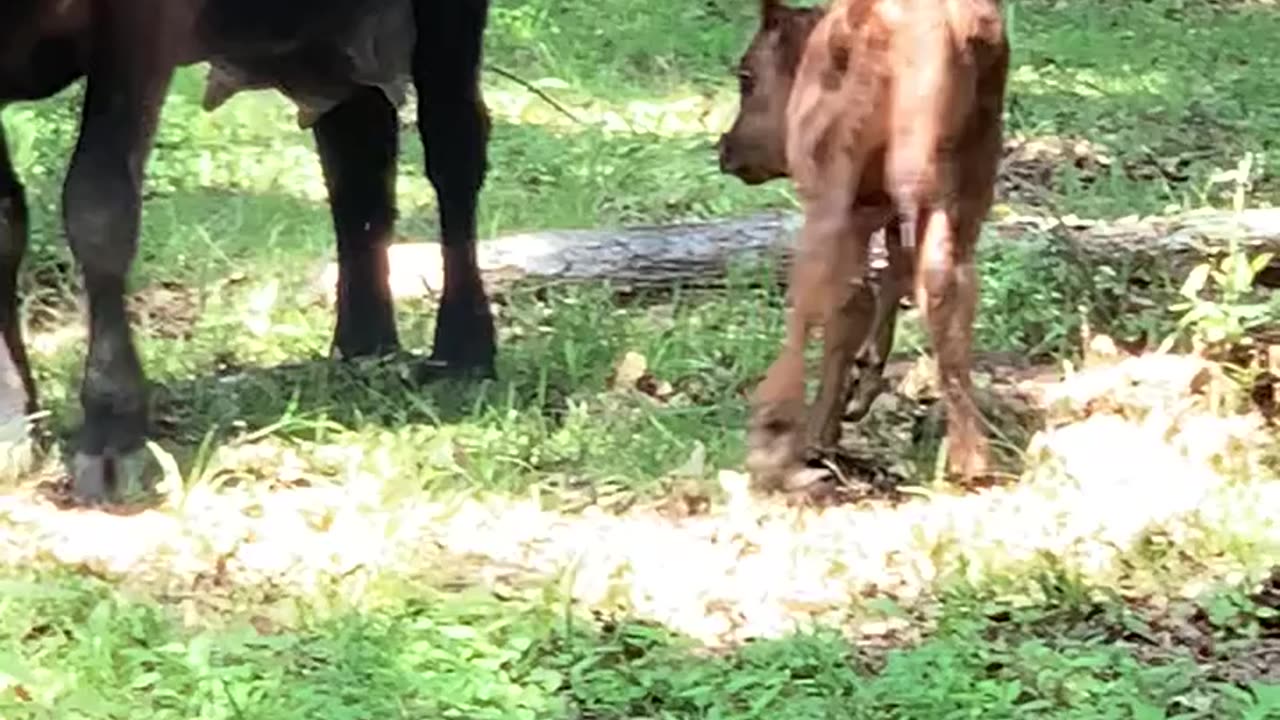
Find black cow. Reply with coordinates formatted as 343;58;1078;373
0;0;496;503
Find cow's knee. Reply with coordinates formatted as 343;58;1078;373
62;157;140;279
417;89;489;206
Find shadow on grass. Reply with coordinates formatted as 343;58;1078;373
146;353;515;443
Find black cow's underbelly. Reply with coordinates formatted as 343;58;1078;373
0;0;413;125
0;36;84;102
195;0;414;128
195;0;395;47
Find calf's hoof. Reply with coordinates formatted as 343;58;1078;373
844;371;888;423
782;468;847;508
332;333;400;362
71;448;154;505
745;399;808;493
946;433;992;481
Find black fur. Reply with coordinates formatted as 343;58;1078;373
0;0;495;502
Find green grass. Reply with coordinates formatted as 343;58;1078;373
3;567;1278;719
5;0;1273;489
1;0;1279;716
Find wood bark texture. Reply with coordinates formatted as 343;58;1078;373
315;208;1280;301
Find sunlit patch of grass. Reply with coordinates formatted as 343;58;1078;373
3;350;1276;651
3;461;1279;717
1010;65;1176;100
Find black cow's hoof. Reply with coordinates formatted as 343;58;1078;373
334;351;494;387
422;352;496;382
426;349;495;381
399;355;492;386
430;295;497;379
71;448;152;505
332;337;401;362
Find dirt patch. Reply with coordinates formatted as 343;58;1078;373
998;134;1115;204
26;280;205;357
995;132;1230;207
127;281;204;341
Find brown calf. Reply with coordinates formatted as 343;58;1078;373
718;0;1009;491
718;1;910;457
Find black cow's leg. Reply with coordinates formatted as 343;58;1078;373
0;121;38;475
63;33;175;502
315;87;400;359
413;0;496;376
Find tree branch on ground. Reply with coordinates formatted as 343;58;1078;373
316;209;1280;300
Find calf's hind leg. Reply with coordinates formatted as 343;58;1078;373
805;220;910;463
843;220;911;423
315;87;400;359
914;208;989;479
412;0;496;377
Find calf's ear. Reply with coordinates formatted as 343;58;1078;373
761;0;786;28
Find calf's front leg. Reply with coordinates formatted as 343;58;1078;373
914;207;989;479
747;193;858;491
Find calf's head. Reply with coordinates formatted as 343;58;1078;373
717;0;824;184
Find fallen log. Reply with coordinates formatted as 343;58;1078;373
315;208;1280;301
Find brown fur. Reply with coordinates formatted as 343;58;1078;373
719;0;1009;491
